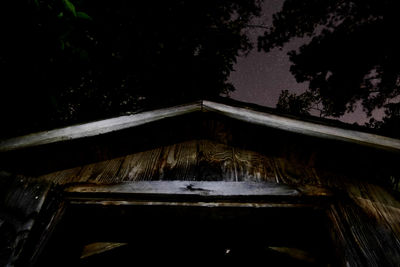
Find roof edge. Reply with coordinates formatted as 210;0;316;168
1;99;399;153
203;101;400;152
0;102;201;152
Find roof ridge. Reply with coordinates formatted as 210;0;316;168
1;99;399;153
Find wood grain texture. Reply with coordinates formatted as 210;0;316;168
155;141;198;180
232;148;276;182
0;172;52;266
349;183;400;239
37;140;283;184
65;181;302;197
197;139;236;181
2;100;400;266
327;200;400;266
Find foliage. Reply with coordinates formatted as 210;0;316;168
366;103;400;137
276;90;318;116
259;0;400;136
0;0;261;137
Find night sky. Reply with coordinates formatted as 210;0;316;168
229;0;383;124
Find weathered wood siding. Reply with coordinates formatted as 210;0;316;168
29;136;400;266
1;112;398;182
36;139;282;183
1;106;400;266
0;172;52;266
29;136;399;227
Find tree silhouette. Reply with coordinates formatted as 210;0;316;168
0;0;261;137
258;0;400;136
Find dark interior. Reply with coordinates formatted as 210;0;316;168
36;202;335;266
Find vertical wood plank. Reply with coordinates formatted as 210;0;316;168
0;172;51;266
39;166;83;185
349;183;400;239
155;141;198;181
116;148;163;181
327;200;400;266
232;148;276;182
196;140;236;181
271;158;322;186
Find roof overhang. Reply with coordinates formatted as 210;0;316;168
1;100;399;152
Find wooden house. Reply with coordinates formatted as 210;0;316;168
1;99;400;266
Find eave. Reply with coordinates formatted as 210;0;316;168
1;99;399;152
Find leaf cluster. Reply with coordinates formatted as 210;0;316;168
259;0;400;135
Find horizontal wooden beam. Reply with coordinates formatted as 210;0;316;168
68;200;318;209
65;181;332;205
66;181;298;196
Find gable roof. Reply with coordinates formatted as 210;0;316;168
1;99;399;152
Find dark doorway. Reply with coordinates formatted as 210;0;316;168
36;203;334;266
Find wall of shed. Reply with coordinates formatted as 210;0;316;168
2;113;400;234
1;112;400;265
30;136;399;237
